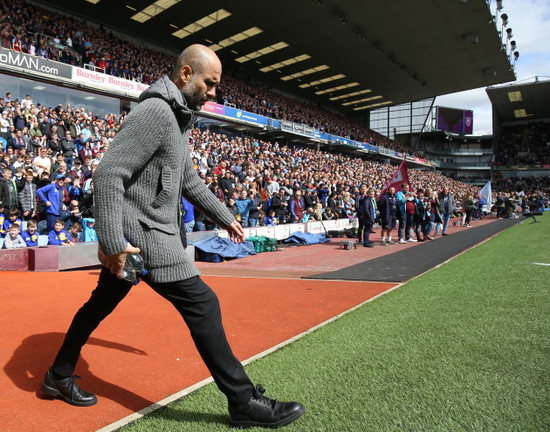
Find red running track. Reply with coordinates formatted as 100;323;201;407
0;271;395;432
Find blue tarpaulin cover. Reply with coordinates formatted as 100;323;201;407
284;231;331;245
193;236;257;259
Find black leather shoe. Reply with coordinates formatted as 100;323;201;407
366;242;375;248
229;385;304;429
40;368;97;407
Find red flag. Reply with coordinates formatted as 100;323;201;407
378;159;410;199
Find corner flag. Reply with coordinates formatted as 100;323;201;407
378;159;410;198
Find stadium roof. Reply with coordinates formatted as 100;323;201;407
486;77;550;124
35;0;516;117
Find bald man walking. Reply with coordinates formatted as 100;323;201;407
40;45;304;429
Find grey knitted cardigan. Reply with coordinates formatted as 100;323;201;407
93;76;235;282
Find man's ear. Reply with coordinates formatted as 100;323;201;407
180;65;193;85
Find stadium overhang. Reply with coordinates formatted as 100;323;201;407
33;0;516;117
486;77;550;124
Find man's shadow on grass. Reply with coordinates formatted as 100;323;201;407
4;332;154;411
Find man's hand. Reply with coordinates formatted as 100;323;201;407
226;220;245;244
98;243;141;279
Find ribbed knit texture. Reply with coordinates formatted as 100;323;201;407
94;76;235;283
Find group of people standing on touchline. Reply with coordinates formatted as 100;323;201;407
355;183;479;247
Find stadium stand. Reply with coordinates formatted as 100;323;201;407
1;86;547;270
0;0;419;156
494;122;550;166
0;0;548;271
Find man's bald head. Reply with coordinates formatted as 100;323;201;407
171;44;221;80
171;44;222;111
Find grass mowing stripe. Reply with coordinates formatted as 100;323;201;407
117;218;550;431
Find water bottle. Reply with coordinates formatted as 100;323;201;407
121;253;148;284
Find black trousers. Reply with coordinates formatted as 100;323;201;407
357;217;365;243
465;209;473;225
52;267;254;406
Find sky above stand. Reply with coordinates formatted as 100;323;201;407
434;0;550;135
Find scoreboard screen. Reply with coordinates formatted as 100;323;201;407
437;107;473;134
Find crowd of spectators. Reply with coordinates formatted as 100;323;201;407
214;74;413;153
0;90;548;252
185;127;475;229
494;122;550;166
0;92;119;247
0;0;170;84
491;175;549;218
0;0;423;156
0;88;479;245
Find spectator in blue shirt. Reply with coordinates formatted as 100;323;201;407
181;196;195;232
82;218;97;242
264;210;277;226
317;183;330;205
0;201;5;237
36;174;67;232
47;219;72;246
395;183;409;244
3;206;22;234
22;219;39;247
235;190;255;227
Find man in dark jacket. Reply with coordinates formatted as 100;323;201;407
0;166;21;213
40;44;304;429
378;186;398;245
303;187;319;210
355;184;368;246
0;170;11;212
13;108;26;131
271;188;289;223
10;129;26;151
357;187;377;247
219;170;234;199
60;130;76;168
